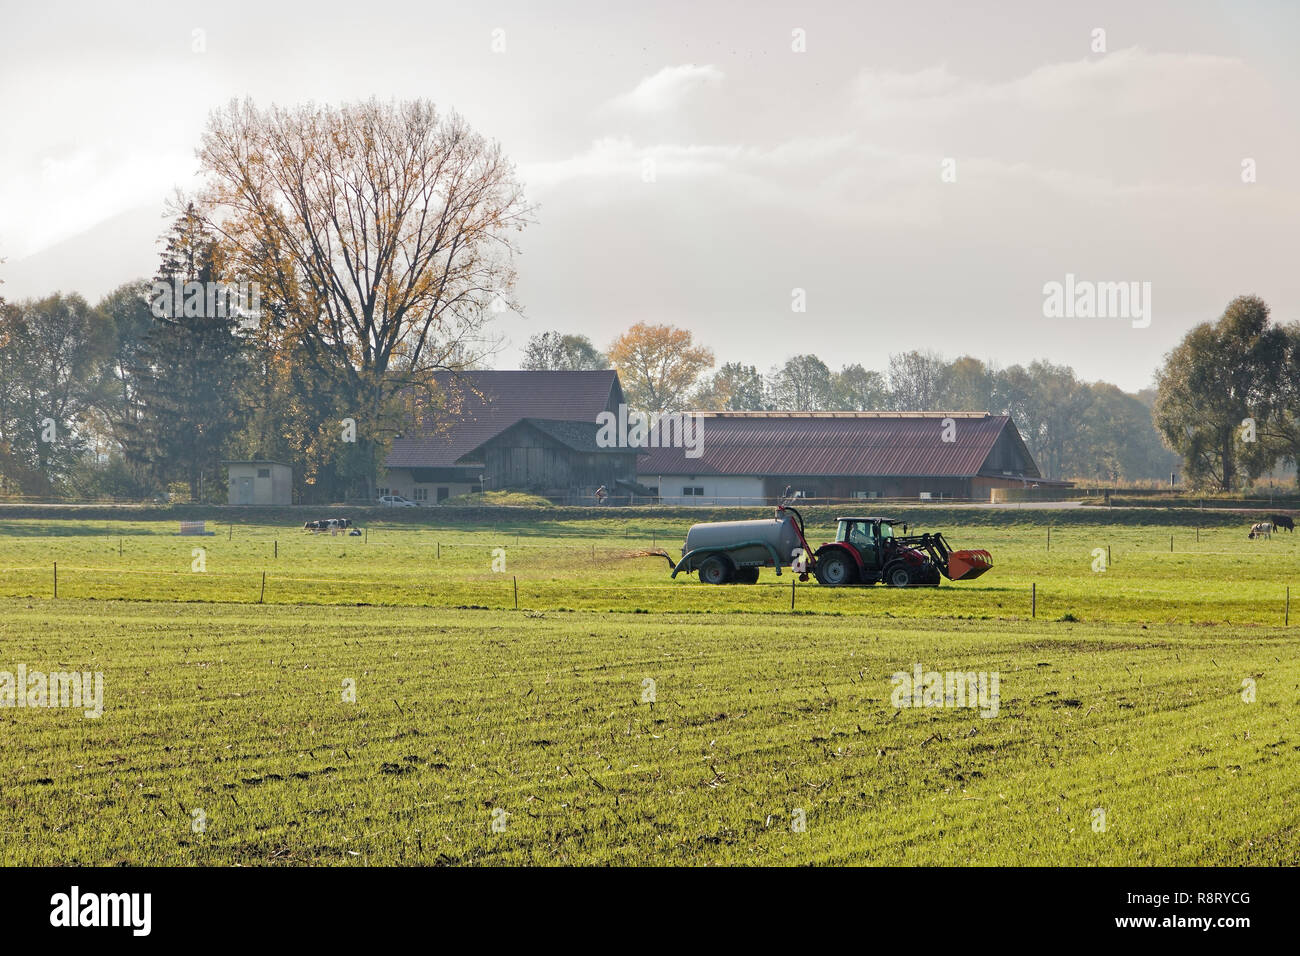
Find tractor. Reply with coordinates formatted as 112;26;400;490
809;515;992;587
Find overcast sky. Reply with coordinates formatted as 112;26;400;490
2;0;1298;392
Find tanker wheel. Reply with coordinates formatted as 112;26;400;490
885;563;912;588
698;555;733;585
734;567;760;584
814;553;855;587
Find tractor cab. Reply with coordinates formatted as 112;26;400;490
833;517;903;563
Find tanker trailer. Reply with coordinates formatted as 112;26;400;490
671;506;813;584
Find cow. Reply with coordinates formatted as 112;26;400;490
304;518;353;534
1269;514;1295;533
1248;521;1272;540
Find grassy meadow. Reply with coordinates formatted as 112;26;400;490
0;509;1297;864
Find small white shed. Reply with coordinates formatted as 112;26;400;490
224;460;293;506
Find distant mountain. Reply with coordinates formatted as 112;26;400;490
2;203;165;302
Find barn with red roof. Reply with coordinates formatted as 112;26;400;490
637;411;1067;504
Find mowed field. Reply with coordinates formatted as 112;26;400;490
0;510;1297;865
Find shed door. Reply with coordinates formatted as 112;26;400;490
237;476;254;505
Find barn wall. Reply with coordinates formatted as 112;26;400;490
644;475;766;505
480;423;636;493
982;425;1040;477
762;476;972;500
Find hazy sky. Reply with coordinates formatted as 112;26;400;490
2;0;1298;392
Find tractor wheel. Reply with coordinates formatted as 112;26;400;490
814;553;855;587
734;567;760;584
698;555;733;585
885;563;912;588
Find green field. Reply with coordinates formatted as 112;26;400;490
1;511;1297;864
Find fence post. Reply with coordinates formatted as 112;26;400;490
1287;586;1290;627
53;562;57;599
1031;582;1036;619
1047;527;1051;552
513;575;518;611
791;577;796;611
1170;534;1174;552
259;571;266;604
274;539;278;559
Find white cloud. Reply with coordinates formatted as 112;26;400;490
608;64;724;113
853;48;1266;119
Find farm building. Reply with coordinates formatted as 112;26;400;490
637;411;1069;504
224;460;293;505
382;370;642;503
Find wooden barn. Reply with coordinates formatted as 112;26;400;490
381;370;641;503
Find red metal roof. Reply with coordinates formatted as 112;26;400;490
637;412;1035;478
384;370;621;469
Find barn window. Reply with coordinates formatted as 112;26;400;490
257;468;270;478
682;486;704;496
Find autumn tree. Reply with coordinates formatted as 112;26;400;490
197;98;532;497
607;323;714;413
1154;295;1287;491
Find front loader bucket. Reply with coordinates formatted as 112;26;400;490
946;549;993;581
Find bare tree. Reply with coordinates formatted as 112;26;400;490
196;98;532;493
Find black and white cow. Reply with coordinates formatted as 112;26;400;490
1248;521;1272;540
304;518;353;534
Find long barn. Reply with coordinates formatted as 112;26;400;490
637;411;1068;504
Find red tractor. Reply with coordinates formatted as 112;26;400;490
809;514;992;587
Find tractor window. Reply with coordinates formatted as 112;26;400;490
879;523;894;540
839;521;873;547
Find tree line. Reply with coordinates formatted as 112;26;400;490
522;324;1180;483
